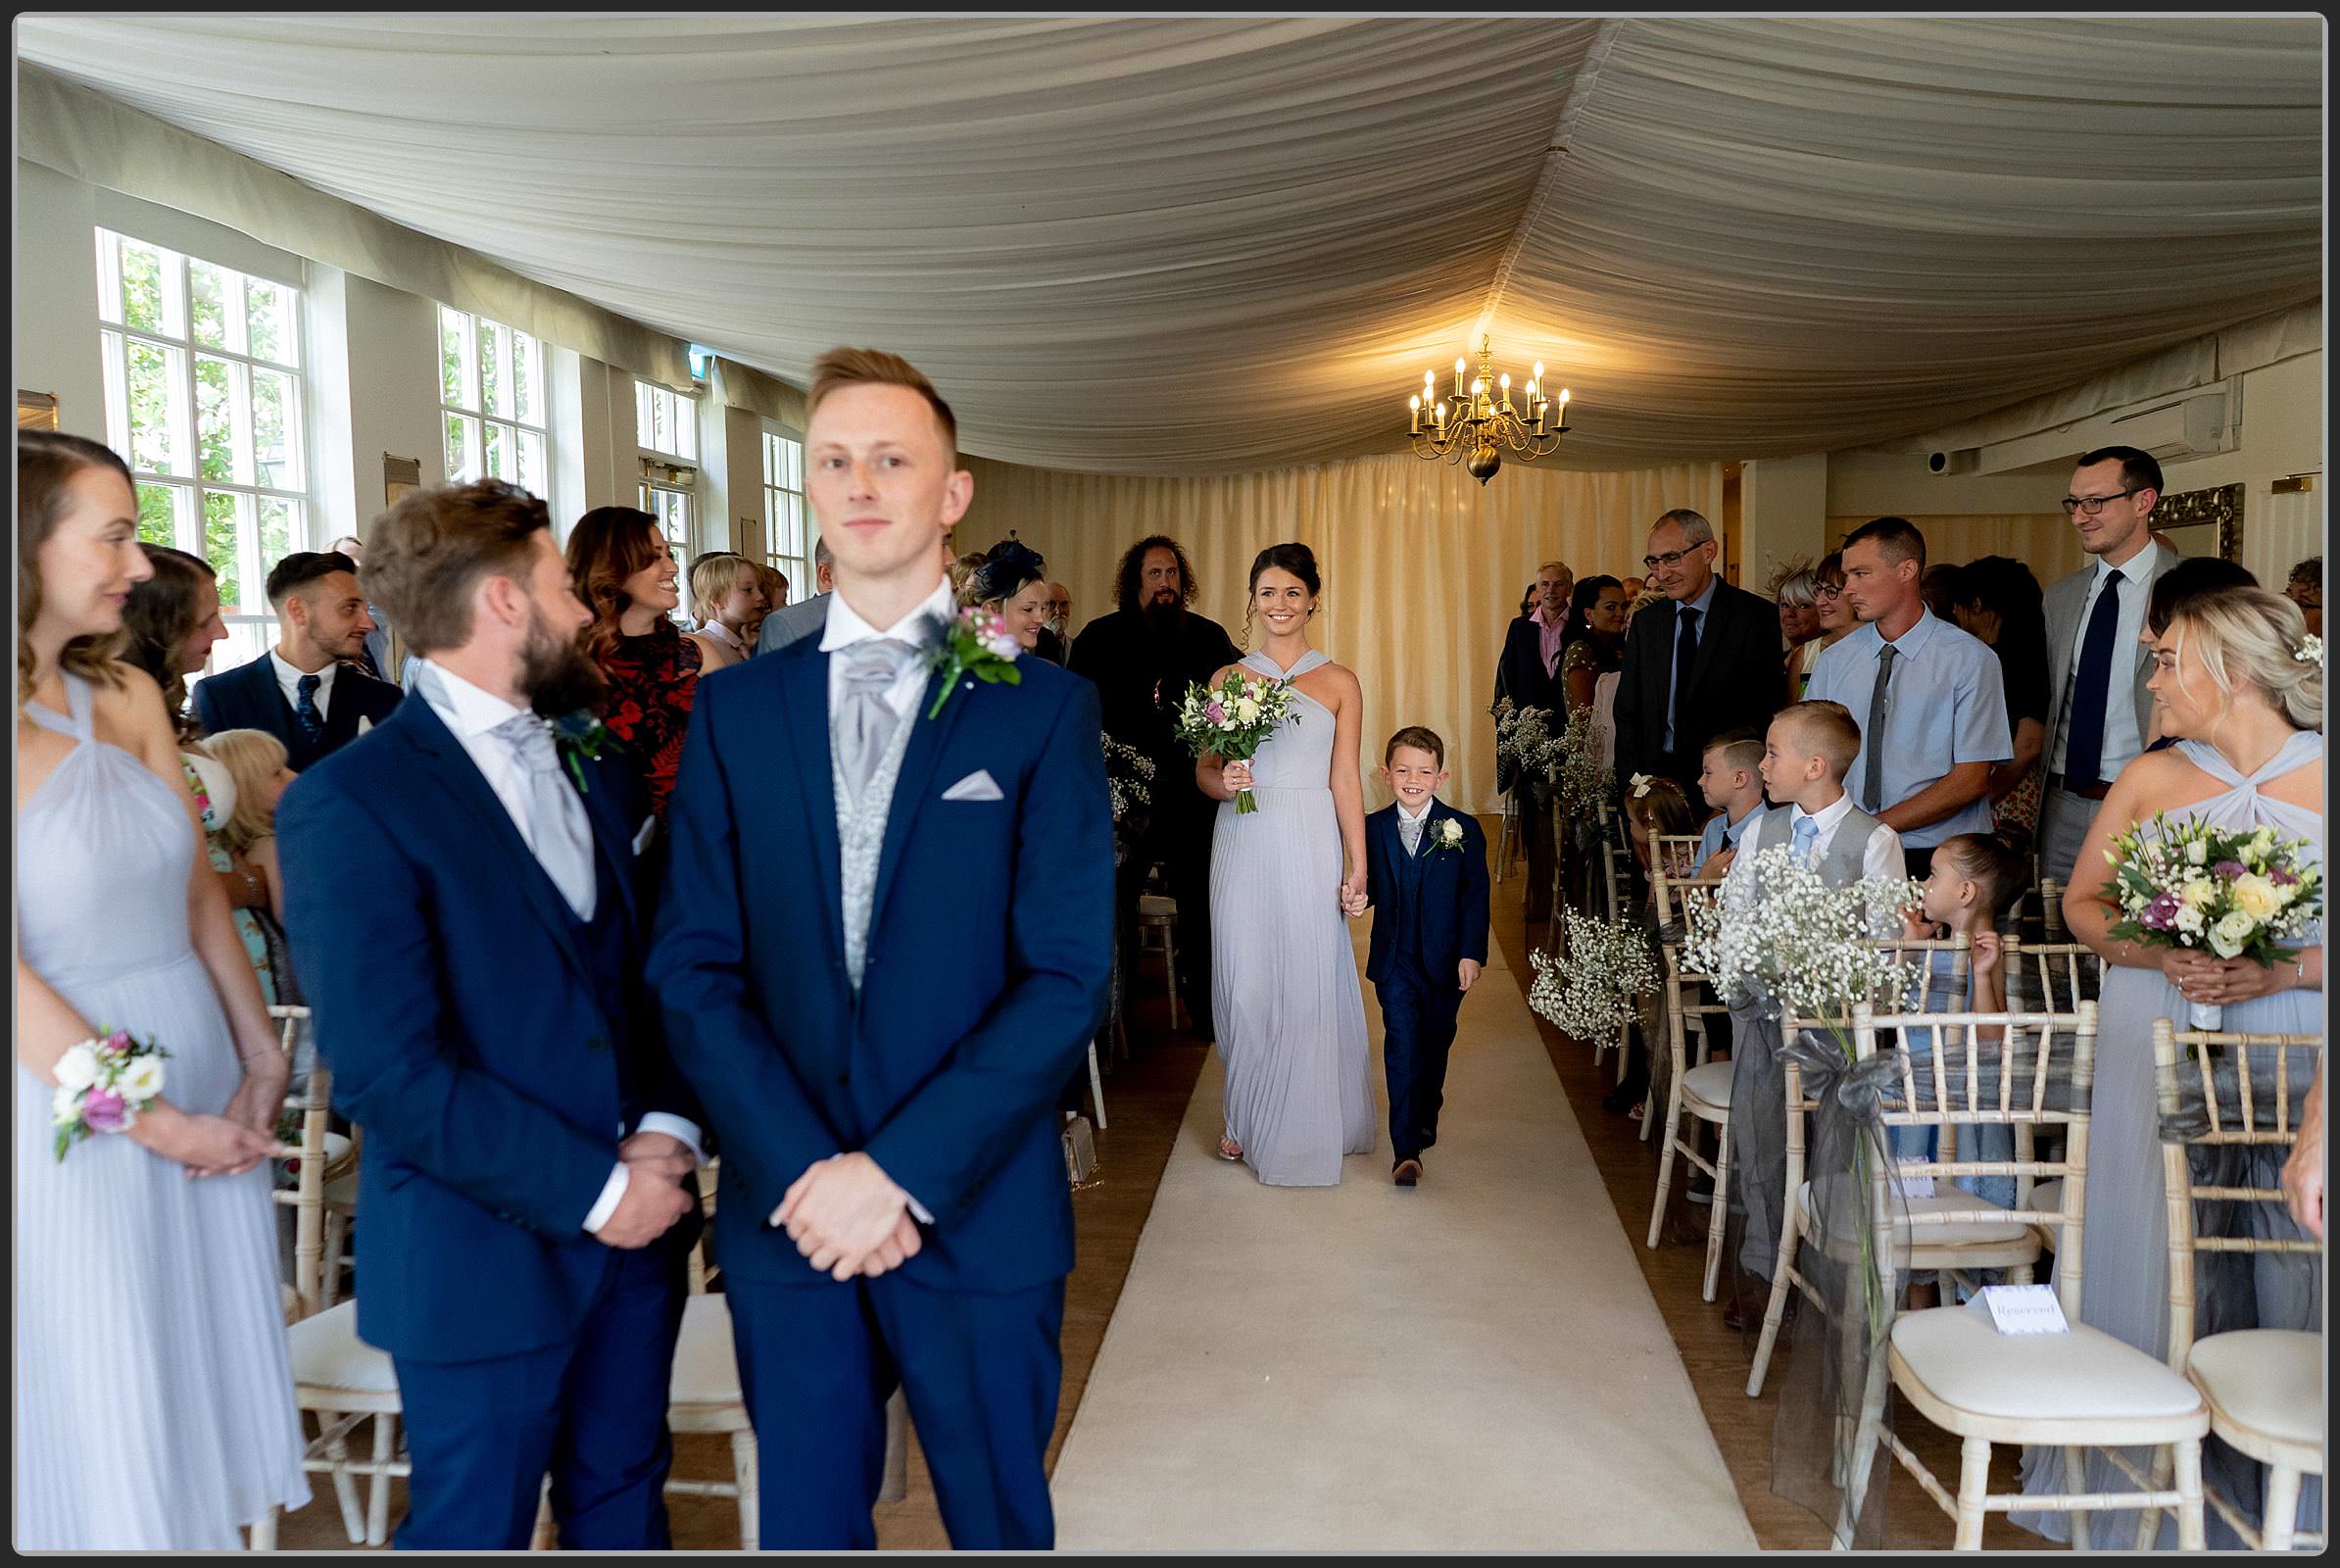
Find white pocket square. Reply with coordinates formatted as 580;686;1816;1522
632;816;658;856
942;770;1003;803
357;715;373;736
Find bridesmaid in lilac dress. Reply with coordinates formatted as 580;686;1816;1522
16;433;306;1548
1196;545;1376;1187
2016;587;2323;1548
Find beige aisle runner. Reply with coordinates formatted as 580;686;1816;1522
1049;927;1756;1549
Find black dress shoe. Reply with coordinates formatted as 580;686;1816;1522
1392;1158;1422;1187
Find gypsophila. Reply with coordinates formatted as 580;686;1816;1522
1682;845;1921;1054
1529;912;1661;1041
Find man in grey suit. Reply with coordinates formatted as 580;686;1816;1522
2037;444;2184;886
756;537;837;655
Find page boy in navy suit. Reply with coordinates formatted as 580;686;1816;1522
1356;725;1491;1187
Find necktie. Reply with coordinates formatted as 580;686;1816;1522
1790;812;1820;867
490;710;598;921
1670;604;1701;753
294;673;325;743
2064;569;2123;787
835;637;920;804
1400;813;1424;857
1861;643;1897;812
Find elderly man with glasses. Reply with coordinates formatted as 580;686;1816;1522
2035;444;2187;884
1611;508;1786;801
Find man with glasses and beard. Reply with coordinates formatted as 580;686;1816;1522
1069;536;1242;1040
278;480;703;1549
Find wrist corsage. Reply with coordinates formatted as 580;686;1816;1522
51;1027;170;1160
1429;816;1468;855
927;607;1023;719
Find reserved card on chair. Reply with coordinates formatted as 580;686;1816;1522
1980;1283;2070;1335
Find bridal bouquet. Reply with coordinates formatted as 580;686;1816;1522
1529;911;1660;1041
1682;844;1921;1054
2101;813;2323;1027
51;1027;170;1160
1174;670;1300;814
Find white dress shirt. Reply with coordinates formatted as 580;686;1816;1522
270;649;338;721
414;659;702;1236
791;578;954;1231
1720;792;1904;910
2049;551;2152;780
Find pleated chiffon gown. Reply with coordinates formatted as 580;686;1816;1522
1209;650;1375;1186
15;671;309;1547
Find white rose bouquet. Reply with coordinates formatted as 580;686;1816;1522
2101;812;2323;1026
1175;670;1300;814
1529;911;1660;1041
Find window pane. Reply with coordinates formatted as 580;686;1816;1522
440;307;466;410
636;381;655;449
189;260;231;349
258;496;297;567
252;368;298;490
202;490;247;612
195;356;240;483
124;339;181;474
445;412;474;483
118;237;168;334
519;429;546;497
136;482;181;548
675;397;696;462
512;332;538;428
479;320;509;420
652;389;670;456
762;432;776;485
483;419;508;482
245;277;295;366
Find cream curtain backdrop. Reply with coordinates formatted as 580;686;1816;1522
960;454;1722;813
16;16;2320;474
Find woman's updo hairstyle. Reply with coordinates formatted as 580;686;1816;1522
2168;585;2322;733
1247;542;1320;602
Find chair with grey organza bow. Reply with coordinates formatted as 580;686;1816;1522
1642;871;1734;1299
2131;1019;2324;1552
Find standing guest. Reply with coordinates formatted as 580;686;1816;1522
1613;508;1784;800
948;549;990;606
2016;586;2322;1548
1045;581;1072;643
743;564;788;648
278;478;701;1550
1559;575;1628;716
756;536;835;655
687;551;767;673
2285;554;2322;637
2141;559;2260;749
978;556;1053;653
1199;543;1373;1184
1618;574;1646;606
192;551;402;770
1806;550;1857;667
198;729;303;1003
16;430;302;1548
1945;555;2051;846
1068;534;1243;1040
1809;516;2010;881
650;347;1112;1548
1360;726;1490;1188
567;507;716;828
1494;559;1573;923
1517;582;1539;620
2036;446;2184;885
1769;557;1824;702
1692;728;1767;878
331;532;395;682
1921;561;1962;621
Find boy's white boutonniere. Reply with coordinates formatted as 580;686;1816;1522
1429;816;1467;855
927;606;1023;719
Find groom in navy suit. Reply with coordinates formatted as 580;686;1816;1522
649;348;1114;1549
278;480;702;1549
1358;726;1491;1187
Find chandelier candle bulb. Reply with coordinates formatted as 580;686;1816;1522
1455;358;1467;398
1409;394;1421;435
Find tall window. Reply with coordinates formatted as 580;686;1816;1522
636;381;698;617
439;306;548;493
763;430;811;604
97;228;309;672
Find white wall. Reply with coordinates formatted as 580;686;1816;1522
1739;452;1828;585
16;159;108;439
2157;352;2325;588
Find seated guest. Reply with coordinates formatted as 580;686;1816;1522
1623;772;1702;890
1723;700;1904;907
567;507;709;829
2141;558;2259;750
200;728;303;1005
1945;555;2050;845
1808;517;2009;880
2286;554;2322;636
687;552;766;672
977;556;1053;654
192;550;401;770
1692;728;1767;878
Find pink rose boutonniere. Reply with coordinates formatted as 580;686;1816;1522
927;606;1023;719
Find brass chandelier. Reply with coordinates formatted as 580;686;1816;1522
1407;333;1569;484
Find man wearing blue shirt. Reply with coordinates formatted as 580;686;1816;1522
1808;516;2011;880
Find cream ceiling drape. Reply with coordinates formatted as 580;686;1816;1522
959;454;1723;812
16;16;2322;474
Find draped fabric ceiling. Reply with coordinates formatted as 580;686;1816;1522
16;15;2324;475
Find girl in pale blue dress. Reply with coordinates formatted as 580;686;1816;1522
2015;587;2322;1548
1198;545;1375;1186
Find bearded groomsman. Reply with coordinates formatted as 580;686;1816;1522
652;348;1113;1549
278;480;702;1549
2036;445;2184;885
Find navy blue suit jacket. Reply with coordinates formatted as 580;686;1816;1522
1363;800;1491;990
648;637;1115;1293
193;652;402;770
276;694;697;1363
